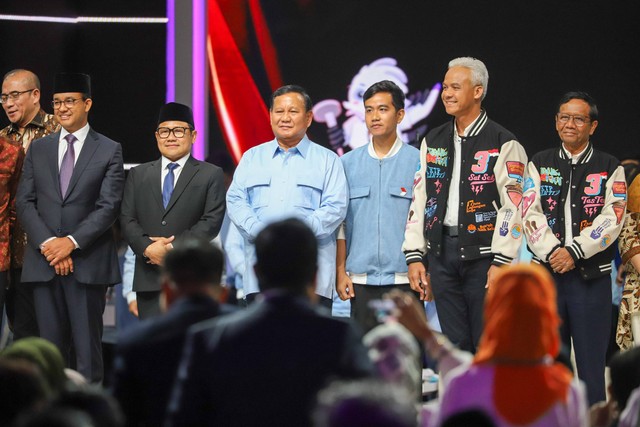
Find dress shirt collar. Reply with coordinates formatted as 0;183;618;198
7;109;48;135
161;152;190;170
60;122;90;144
367;136;403;159
270;135;311;158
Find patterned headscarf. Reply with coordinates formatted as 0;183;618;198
474;263;572;425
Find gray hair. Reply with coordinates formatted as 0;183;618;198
448;57;489;100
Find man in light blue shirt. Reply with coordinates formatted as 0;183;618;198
226;85;348;310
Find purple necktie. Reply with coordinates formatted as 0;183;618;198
60;134;76;197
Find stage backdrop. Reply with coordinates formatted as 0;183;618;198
2;0;638;165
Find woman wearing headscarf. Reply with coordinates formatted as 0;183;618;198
390;263;588;427
617;174;640;350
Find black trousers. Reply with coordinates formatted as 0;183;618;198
6;268;40;340
136;291;162;320
554;269;610;405
33;278;107;383
427;235;491;353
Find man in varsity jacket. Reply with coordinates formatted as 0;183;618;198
523;91;626;405
403;57;527;353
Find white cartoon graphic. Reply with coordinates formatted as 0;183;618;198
313;57;441;154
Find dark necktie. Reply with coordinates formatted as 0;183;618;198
162;162;179;208
60;134;76;197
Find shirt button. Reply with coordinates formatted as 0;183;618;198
161;220;167;226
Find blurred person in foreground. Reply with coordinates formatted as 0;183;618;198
389;263;588;427
168;218;372;427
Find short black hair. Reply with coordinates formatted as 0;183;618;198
163;237;223;287
557;91;599;121
609;347;640;410
363;80;405;112
254;218;317;292
270;85;313;112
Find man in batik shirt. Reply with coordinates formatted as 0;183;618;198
1;69;59;339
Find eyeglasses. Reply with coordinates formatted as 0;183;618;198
156;127;191;138
556;114;591;127
0;88;36;104
52;98;83;109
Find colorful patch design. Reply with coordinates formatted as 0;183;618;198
540;185;561;197
477;224;495;232
400;187;407;196
434;179;443;194
500;209;514;236
523;177;535;192
522;193;536;217
613;181;627;200
613;201;626;225
511;224;522;239
584;172;607;196
467;224;477;234
581;195;605;217
425;197;438;218
506;184;523;207
413;176;422;188
468;173;495;195
475;211;497;223
525;219;547;244
506;161;524;183
601;234;611;249
427;166;445;179
471;149;500;174
426;147;448;167
580;220;593;231
545;196;558;211
466;200;487;213
590;218;612;239
540;167;562;186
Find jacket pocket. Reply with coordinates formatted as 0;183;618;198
294;175;324;210
246;174;271;208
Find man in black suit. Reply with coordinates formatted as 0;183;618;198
120;102;225;318
16;73;124;383
168;218;373;427
111;237;235;427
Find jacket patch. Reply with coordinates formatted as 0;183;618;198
426;197;437;218
613;201;626;224
466;200;486;213
581;195;604;217
545;196;558;211
522;193;536;217
525;219;546;244
427;166;445;179
499;209;514;236
427;147;448;166
471;149;499;174
506;184;523;207
590;219;612;239
511;223;522;239
469;173;495;195
506;161;524;183
584;172;607;196
523;177;535;192
540;167;562;186
612;181;627;199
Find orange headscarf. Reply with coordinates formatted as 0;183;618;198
474;264;573;425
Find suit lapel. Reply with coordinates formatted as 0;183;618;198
164;156;199;214
46;132;64;200
63;128;99;200
147;159;164;209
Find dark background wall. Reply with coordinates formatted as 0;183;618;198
2;0;638;163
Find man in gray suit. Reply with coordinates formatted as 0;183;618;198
16;73;124;383
120;102;225;319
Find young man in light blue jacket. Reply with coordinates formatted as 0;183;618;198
337;80;420;332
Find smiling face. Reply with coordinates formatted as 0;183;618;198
53;92;91;133
156;120;196;161
364;92;404;144
2;72;40;128
269;92;313;148
556;98;598;153
441;66;483;119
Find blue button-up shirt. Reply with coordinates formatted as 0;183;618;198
226;136;348;298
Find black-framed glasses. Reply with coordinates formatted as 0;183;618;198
0;88;36;104
156;127;190;138
52;98;83;109
556;114;591;127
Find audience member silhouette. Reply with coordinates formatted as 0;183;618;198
110;237;234;426
168;218;373;427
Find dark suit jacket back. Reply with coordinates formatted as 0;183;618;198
120;156;225;292
111;295;236;427
16;129;124;284
168;293;373;427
